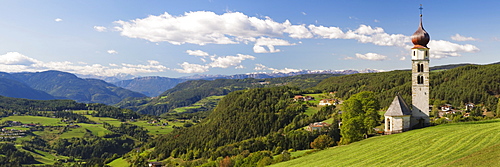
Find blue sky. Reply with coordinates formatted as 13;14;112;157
0;0;497;78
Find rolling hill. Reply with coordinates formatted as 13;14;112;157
272;119;500;167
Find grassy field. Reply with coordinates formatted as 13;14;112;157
0;116;61;126
108;158;130;167
172;95;224;113
272;119;500;167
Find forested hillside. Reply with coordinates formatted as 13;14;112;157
146;87;339;166
0;70;146;104
117;74;340;115
312;64;500;112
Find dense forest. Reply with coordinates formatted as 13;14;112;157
140;87;340;166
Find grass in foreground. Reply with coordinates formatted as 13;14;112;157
272;119;500;167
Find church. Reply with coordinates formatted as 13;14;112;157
384;6;431;134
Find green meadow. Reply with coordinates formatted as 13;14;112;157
273;119;500;167
0;116;61;126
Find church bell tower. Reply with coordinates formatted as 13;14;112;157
410;5;430;128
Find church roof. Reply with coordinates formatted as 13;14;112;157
384;94;412;116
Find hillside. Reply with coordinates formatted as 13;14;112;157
1;70;146;104
0;78;55;100
113;76;187;97
312;63;500;112
272;119;500;167
117;74;339;115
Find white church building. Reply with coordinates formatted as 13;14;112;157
385;6;431;134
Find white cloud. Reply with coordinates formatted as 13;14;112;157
107;50;118;54
451;34;478;41
0;52;40;65
208;54;255;68
94;26;107;32
174;62;209;73
301;12;307;15
55;18;63;22
186;50;209;57
0;52;167;76
283;21;313;39
253;64;301;73
253;37;295;53
175;52;255;73
114;11;284;45
374;19;380;23
399;56;406;61
112;10;479;59
355;53;388;61
428;40;479;59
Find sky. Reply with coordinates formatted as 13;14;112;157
0;0;498;78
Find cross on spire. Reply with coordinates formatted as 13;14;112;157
419;4;423;17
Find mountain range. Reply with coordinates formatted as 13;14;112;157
0;71;145;104
0;63;487;105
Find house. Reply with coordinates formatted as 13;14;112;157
294;95;314;101
465;103;475;110
318;99;337;106
306;122;330;131
441;104;452;111
149;162;162;167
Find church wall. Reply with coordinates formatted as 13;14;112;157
385;115;411;134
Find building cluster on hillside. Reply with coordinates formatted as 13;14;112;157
306;122;331;131
293;95;315;101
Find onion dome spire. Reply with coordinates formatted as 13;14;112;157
411;4;430;48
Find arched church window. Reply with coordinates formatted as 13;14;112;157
424;51;428;58
418;76;424;84
417;64;424;72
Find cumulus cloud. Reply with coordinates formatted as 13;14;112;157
94;26;107;32
55;18;63;22
113;11;479;58
253;37;295;53
428;40;479;59
186;50;209;57
0;52;167;76
355;53;388;61
254;64;301;73
208;54;255;68
0;52;40;65
114;11;284;45
107;50;118;54
174;52;255;73
174;62;209;73
451;34;478;41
